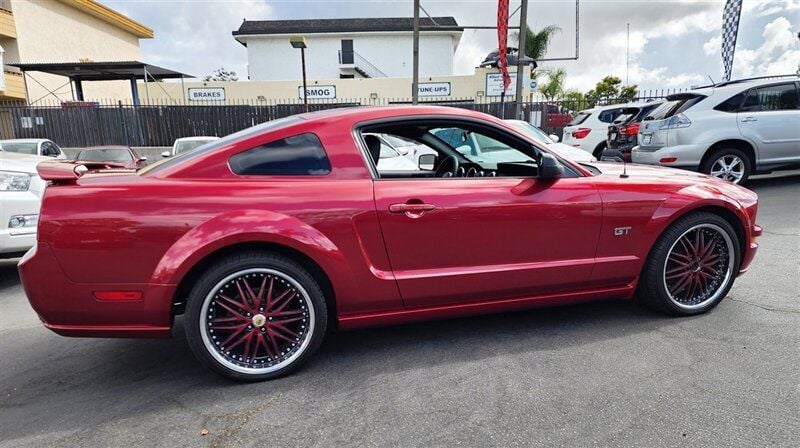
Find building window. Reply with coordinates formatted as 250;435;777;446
340;74;355;79
229;133;331;176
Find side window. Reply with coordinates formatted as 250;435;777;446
598;108;622;123
229;133;331;176
745;83;800;112
714;90;748;112
41;142;59;156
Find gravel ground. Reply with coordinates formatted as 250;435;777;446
1;172;798;447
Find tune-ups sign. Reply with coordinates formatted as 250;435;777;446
188;88;226;101
299;85;337;99
418;82;451;97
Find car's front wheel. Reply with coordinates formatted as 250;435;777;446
637;212;740;316
185;252;327;381
702;148;751;184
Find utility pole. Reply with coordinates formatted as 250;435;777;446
412;0;420;104
626;22;630;86
514;0;528;119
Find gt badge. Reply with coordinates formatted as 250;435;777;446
614;226;632;236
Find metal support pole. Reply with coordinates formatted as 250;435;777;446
412;0;420;104
181;76;186;105
130;76;140;106
143;66;151;106
626;22;630;86
514;0;528;119
301;47;308;113
74;78;84;101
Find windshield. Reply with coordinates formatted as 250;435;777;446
382;135;417;148
0;142;38;155
76;148;132;163
510;121;554;144
175;139;214;154
568;112;591;126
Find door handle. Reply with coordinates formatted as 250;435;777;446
741;116;757;122
389;202;436;218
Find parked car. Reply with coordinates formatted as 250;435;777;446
562;104;629;158
602;102;664;162
0;139;66;159
0;152;47;259
75;146;147;169
505;119;596;162
21;106;761;382
632;75;800;184
162;136;220;158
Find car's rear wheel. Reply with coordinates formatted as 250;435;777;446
185;252;327;381
702;148;751;184
637;212;740;316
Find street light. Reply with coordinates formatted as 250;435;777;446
290;35;308;113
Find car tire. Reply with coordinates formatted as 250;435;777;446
593;142;607;160
702;148;752;185
184;251;327;382
637;212;740;316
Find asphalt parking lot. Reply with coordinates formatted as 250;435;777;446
1;172;798;448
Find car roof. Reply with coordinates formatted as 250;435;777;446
81;146;131;150
175;136;219;142
0;138;49;143
684;75;800;97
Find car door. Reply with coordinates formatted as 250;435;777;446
370;121;603;309
738;82;800;165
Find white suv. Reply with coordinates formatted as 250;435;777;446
563;103;645;158
632;75;800;184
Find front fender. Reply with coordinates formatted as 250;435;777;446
149;209;347;288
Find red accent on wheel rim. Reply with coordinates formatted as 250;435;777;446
205;273;310;369
665;226;730;306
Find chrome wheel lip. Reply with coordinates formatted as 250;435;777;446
662;223;735;310
199;268;315;375
709;155;745;184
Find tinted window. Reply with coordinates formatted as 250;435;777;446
0;142;38;155
229;133;331;176
568;112;591;126
741;83;800;112
598;108;623;123
714;91;748;112
76;148;132;163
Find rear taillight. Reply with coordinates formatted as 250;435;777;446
620;123;640;136
571;128;591;139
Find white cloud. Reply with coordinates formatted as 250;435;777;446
733;16;800;78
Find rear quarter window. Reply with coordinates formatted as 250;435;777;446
568;112;591;126
229;133;331;176
597;108;623;123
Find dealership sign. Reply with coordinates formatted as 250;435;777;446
299;85;337;99
485;72;518;97
188;87;226;101
418;82;451;97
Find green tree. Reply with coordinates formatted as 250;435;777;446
516;25;561;78
561;90;589;114
203;67;238;82
584;75;638;103
619;84;639;102
539;68;566;100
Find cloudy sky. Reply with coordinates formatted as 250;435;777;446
105;0;799;92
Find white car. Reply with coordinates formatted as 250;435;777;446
0;139;66;159
632;75;800;184
162;136;220;158
364;134;420;171
562;104;632;158
0;151;48;258
505;119;596;163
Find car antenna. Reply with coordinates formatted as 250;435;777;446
620;159;629;178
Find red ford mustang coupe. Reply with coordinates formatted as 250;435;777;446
19;106;761;381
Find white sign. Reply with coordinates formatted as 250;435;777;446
299;85;336;99
485;72;518;97
188;88;226;101
418;82;451;97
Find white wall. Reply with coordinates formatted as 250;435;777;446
244;32;459;81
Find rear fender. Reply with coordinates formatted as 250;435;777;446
149;209;347;289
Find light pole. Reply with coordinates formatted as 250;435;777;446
290;35;308;113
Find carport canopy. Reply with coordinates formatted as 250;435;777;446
9;61;193;105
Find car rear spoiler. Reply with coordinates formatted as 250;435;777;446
37;160;132;184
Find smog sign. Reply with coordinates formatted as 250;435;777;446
485;73;518;97
188;88;226;101
299;85;337;99
418;82;451;97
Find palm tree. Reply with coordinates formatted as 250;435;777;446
539;68;566;100
516;25;561;78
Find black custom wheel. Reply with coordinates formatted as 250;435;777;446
637;212;740;316
185;252;327;381
702;148;752;185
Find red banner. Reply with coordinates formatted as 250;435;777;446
497;0;511;94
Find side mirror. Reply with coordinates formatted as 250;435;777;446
138;156;148;162
161;151;171;158
548;134;560;143
418;154;436;171
539;153;564;179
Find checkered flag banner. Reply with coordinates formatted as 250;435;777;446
721;0;743;81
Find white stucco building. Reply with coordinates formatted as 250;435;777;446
233;17;463;81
